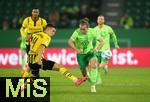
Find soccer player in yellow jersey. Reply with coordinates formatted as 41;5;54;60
20;8;47;77
26;23;87;87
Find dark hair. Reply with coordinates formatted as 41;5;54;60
79;17;89;27
32;8;39;10
45;23;56;29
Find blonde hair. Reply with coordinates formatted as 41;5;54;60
79;17;89;27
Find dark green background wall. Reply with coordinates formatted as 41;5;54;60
0;29;150;48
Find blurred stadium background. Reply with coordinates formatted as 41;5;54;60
0;0;150;48
0;0;150;102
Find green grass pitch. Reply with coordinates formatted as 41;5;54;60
0;67;150;102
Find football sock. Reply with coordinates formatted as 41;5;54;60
96;67;102;84
97;67;102;80
21;54;30;77
89;68;98;85
22;70;30;78
59;67;77;82
22;65;30;78
103;65;108;74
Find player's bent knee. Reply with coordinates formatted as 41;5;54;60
52;63;64;71
89;63;97;69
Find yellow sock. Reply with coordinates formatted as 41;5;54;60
59;67;77;82
22;70;30;78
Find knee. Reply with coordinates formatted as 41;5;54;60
89;63;97;69
53;63;64;71
89;59;98;69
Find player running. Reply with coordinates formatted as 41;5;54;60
20;8;47;77
94;15;119;83
21;23;87;92
68;18;104;92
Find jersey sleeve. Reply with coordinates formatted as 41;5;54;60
108;26;119;47
22;17;29;28
70;29;78;42
20;17;29;37
42;18;47;28
108;26;115;34
41;35;51;47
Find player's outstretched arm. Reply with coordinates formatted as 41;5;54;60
110;33;120;49
68;38;83;54
68;38;76;50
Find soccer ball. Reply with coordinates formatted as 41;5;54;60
101;50;112;59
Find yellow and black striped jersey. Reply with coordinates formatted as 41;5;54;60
28;32;51;64
20;16;47;37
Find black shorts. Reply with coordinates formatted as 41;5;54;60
29;59;55;71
